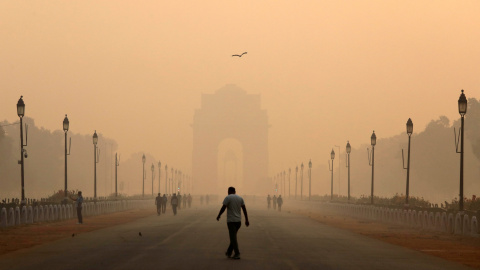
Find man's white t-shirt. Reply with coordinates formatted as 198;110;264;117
222;194;245;222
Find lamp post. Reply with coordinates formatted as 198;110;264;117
165;164;168;194
115;153;120;197
295;166;298;199
175;169;178;193
458;90;467;212
334;146;341;197
171;168;174;194
142;154;146;197
308;160;312;200
93;130;99;201
300;163;304;200
151;163;155;196
329;149;335;201
402;119;413;207
368;131;376;205
17;96;27;204
283;171;286;196
158;162;162;194
63;115;71;203
288;168;291;198
346;141;351;201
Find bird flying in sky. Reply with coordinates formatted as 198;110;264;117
232;52;247;57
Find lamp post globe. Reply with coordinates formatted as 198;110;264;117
371;131;376;146
406;118;413;135
142;154;146;164
93;130;98;145
458;90;467;116
331;149;335;160
63;115;69;132
17;96;25;117
346;141;351;154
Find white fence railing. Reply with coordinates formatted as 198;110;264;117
323;203;479;237
0;200;152;228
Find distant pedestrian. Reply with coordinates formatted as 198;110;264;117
267;195;271;209
177;193;182;210
272;195;277;210
187;194;192;208
69;191;83;224
155;193;162;216
277;195;283;212
216;187;249;260
183;193;187;208
171;194;178;215
162;194;167;213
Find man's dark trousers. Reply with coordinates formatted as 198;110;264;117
227;222;241;256
77;207;83;223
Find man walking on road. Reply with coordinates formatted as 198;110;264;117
155;193;162;216
272;195;277;210
216;187;249;260
162;194;167;213
171;193;178;215
277;195;283;212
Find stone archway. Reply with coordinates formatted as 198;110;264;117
192;85;269;195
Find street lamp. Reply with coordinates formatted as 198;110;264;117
457;90;467;212
151;163;155;196
93;130;99;201
295;166;298;199
308;160;312;200
165;164;168;194
300;163;304;200
158;162;161;194
402;119;413;207
17;96;28;204
63;115;71;203
346;141;351;201
288;168;291;198
171;167;174;194
329;149;335;201
115;153;120;197
142;154;146;197
368;131;376;204
175;169;178;193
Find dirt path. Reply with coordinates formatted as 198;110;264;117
292;208;480;269
0;208;155;255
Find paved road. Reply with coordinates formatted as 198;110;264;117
0;205;473;270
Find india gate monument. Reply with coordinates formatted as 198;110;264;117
192;84;269;195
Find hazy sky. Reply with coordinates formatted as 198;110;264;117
1;1;479;176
